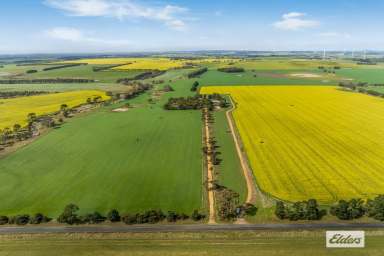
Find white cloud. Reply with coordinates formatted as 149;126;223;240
274;12;319;31
45;27;131;46
44;0;188;31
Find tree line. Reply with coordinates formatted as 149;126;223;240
217;67;245;73
92;64;126;72
275;195;384;221
204;109;257;221
0;204;206;226
42;63;85;71
164;94;227;111
0;91;49;99
339;82;384;97
187;67;208;78
116;71;166;83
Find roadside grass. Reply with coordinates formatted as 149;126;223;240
0;231;383;256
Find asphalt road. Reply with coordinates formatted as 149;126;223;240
0;223;384;234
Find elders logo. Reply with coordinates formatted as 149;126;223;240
326;231;365;248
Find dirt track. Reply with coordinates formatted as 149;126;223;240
203;108;216;224
224;97;258;204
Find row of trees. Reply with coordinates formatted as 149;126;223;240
92;64;125;72
187;67;208;78
0;214;50;225
0;78;95;84
117;82;152;99
275;199;326;221
217;67;245;73
204;109;257;221
0;91;48;99
331;196;384;221
1;97;107;150
164;94;228;111
339;82;384;97
275;195;384;221
42;63;85;71
57;204;205;225
116;71;165;83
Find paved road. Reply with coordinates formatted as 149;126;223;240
0;223;383;234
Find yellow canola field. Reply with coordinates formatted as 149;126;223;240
201;85;384;203
0;90;110;130
60;58;186;70
59;57;242;70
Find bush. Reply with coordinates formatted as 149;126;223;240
366;195;384;221
191;210;205;221
107;209;121;222
29;213;51;224
0;216;9;225
330;199;365;220
12;215;30;225
275;199;325;221
57;204;80;225
81;212;106;224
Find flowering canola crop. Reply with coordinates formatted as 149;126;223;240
0;90;110;130
201;86;384;203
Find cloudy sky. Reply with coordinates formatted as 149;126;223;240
1;0;383;53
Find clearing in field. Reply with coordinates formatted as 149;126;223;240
0;90;109;130
201;85;384;203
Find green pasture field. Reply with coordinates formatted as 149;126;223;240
213;108;247;202
196;69;337;86
0;77;203;216
337;68;384;83
0;230;382;256
24;64;142;83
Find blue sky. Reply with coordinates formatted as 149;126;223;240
1;0;383;53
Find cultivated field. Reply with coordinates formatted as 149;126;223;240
0;83;203;216
201;86;384;204
0;90;109;130
61;58;187;70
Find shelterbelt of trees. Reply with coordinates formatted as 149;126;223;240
275;195;384;221
0;91;49;99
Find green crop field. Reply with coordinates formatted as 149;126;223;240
0;78;203;216
337;68;384;83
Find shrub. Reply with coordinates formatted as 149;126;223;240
107;209;121;222
0;216;8;225
366;195;384;221
81;212;106;224
29;213;51;224
14;215;30;225
330;199;365;220
191;210;205;221
57;204;80;225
